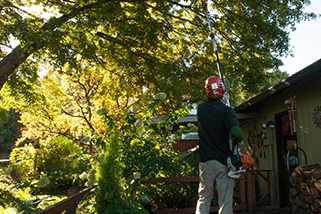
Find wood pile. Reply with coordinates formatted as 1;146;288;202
289;164;321;213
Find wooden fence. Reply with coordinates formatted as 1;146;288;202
172;140;199;152
35;171;260;214
35;185;97;214
253;170;272;205
142;172;255;214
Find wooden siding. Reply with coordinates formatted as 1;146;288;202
295;72;321;164
238;70;321;205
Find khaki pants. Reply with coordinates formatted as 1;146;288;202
195;160;234;214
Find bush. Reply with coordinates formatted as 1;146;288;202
95;132;148;214
33;136;91;194
9;136;83;180
9;143;37;180
36;136;83;172
9;136;91;195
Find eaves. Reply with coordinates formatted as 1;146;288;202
235;58;321;113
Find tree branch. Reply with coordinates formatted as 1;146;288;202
0;0;111;91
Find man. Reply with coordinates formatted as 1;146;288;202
196;76;243;214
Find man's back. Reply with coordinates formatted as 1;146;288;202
197;99;240;164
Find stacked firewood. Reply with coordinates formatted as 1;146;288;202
289;164;321;213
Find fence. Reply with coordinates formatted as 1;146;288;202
172;140;199;152
35;185;97;214
35;171;258;214
252;170;272;205
142;171;255;213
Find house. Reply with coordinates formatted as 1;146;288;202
235;58;321;207
153;58;321;207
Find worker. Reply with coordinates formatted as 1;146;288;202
195;76;243;214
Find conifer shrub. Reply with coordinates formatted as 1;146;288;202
95;131;148;214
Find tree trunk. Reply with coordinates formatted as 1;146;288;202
0;44;43;90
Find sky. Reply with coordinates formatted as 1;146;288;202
279;0;321;76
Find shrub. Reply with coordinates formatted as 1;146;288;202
9;136;83;180
9;143;37;180
9;135;91;195
36;136;83;172
95;131;148;214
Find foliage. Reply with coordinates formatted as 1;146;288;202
31;153;92;195
88;92;192;213
75;192;96;214
0;169;39;213
8;135;89;195
2;74;83;141
2;0;312;147
35;136;83;172
1;90;200;213
95;132;148;214
9;143;37;180
1;0;315;111
0;108;23;153
2;65;178;144
0;106;6;123
0;172;66;213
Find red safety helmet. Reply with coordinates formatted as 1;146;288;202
205;76;226;100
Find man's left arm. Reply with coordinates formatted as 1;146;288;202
230;126;243;142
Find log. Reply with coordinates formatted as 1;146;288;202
303;203;311;209
305;195;314;204
292;204;300;212
306;179;314;187
289;165;321;213
311;204;319;213
289;197;297;205
289;172;298;186
299;193;306;206
314;180;321;192
303;167;321;180
300;182;308;191
311;168;321;181
301;188;309;196
314;199;321;210
295;196;301;205
296;164;320;177
289;187;299;197
310;186;320;198
306;208;312;213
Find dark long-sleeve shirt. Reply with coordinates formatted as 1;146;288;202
197;99;241;165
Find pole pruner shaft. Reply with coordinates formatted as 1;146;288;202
202;1;230;106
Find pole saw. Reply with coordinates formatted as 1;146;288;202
201;0;230;107
201;1;255;178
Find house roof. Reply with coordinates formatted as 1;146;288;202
235;58;321;113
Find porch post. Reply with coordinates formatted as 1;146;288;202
246;171;256;213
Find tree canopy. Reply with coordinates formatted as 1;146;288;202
0;0;316;109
